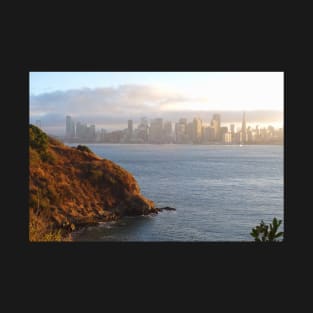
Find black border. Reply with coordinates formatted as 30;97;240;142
5;5;302;303
9;56;297;280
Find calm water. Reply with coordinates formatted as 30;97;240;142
71;144;284;241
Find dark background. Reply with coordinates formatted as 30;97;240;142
4;3;306;308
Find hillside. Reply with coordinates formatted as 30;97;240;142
29;125;157;241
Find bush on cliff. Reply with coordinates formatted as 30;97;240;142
250;217;283;242
29;124;48;152
29;124;56;164
76;145;93;154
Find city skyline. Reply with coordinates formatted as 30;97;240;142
59;113;283;145
29;72;284;135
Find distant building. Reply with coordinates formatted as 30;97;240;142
75;121;84;139
230;124;235;143
179;118;187;125
105;130;123;143
203;126;215;142
247;129;254;143
234;131;242;144
89;124;96;140
135;117;149;143
211;114;221;141
140;117;148;127
128;120;133;136
75;121;96;141
175;121;187;143
220;126;228;142
255;125;260;136
175;118;188;143
163;121;173;143
192;117;202;143
149;118;163;143
66;116;75;139
186;122;194;143
224;132;232;144
100;128;107;142
241;112;247;143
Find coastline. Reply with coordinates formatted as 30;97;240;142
66;206;175;241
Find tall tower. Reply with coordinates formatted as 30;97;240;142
211;114;221;141
66;115;75;139
128;120;133;136
149;118;163;143
241;111;247;143
193;117;202;143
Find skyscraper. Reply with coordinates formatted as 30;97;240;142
149;118;163;143
193;117;202;143
175;119;187;143
136;117;148;143
230;124;235;134
163;121;173;143
203;126;215;142
66;115;75;139
211;114;221;141
128;120;133;136
241;111;247;143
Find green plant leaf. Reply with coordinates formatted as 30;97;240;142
274;232;283;238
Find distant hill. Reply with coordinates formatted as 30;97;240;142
29;125;156;241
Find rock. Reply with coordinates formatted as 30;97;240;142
157;206;176;212
117;194;156;216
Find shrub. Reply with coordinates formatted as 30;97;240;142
29;125;57;163
29;124;48;152
76;145;93;154
41;150;56;164
250;217;283;242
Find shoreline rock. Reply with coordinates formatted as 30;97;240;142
156;206;176;212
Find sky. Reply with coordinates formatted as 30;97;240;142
29;72;284;135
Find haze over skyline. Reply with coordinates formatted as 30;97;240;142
29;72;284;135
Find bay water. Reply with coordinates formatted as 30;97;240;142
71;144;284;241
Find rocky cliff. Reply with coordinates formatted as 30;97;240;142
29;125;156;241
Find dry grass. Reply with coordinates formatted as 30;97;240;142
29;125;154;241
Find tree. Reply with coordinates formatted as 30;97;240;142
250;217;283;242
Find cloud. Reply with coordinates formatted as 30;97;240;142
30;85;283;135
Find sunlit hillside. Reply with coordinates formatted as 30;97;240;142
29;125;155;241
